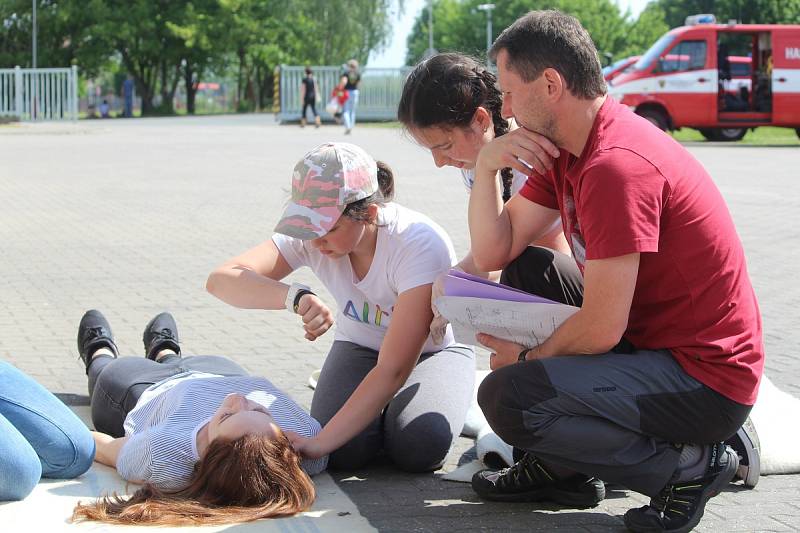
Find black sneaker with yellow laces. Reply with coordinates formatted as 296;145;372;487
471;452;605;507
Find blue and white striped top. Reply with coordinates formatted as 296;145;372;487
116;371;327;491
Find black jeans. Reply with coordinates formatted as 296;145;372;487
87;354;248;437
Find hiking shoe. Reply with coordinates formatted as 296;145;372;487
725;417;760;488
77;309;119;373
142;312;181;360
624;443;739;533
471;452;605;507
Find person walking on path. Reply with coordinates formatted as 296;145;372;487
462;10;763;533
300;67;321;128
71;309;322;526
340;60;361;134
0;361;94;501
207;142;475;472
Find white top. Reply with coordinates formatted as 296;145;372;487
461;168;562;234
460;167;529;195
273;202;457;353
116;372;326;492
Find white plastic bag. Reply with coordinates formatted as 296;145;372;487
325;97;340;115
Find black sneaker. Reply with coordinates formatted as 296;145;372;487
142;312;181;360
471;452;605;507
77;310;119;373
624;443;739;533
725;417;760;488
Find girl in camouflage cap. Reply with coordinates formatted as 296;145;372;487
207;142;475;472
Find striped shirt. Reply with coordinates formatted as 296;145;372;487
116;371;326;491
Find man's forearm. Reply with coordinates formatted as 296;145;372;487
535;308;622;358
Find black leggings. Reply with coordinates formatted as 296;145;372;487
302;98;318;119
87;354;248;437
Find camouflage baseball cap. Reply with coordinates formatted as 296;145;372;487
274;142;379;240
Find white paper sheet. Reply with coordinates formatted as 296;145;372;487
435;296;579;347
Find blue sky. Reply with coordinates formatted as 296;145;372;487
368;0;652;67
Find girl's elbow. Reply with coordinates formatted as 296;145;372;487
205;268;228;295
205;272;219;295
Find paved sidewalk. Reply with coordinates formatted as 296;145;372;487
1;115;798;531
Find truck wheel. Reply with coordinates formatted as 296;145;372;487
710;128;747;142
698;129;716;141
637;109;668;131
796;128;800;140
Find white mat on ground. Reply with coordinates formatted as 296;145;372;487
441;371;800;482
0;406;375;532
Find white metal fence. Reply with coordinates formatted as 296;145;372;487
278;65;412;122
0;66;79;121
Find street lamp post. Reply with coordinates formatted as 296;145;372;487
425;0;436;58
477;3;495;66
32;0;37;69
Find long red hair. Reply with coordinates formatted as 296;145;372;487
72;433;315;526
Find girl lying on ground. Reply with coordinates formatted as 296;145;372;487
71;309;325;526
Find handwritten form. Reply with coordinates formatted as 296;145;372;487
435;270;579;347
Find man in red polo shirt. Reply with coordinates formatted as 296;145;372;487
467;10;764;533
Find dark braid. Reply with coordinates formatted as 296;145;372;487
476;69;513;202
399;53;514;203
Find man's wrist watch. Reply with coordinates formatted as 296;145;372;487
285;282;313;314
518;348;533;363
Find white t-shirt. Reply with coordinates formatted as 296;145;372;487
273;202;457;353
460;167;528;195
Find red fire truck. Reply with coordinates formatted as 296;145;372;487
608;15;800;141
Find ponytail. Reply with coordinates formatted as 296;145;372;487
376;161;395;201
342;160;395;222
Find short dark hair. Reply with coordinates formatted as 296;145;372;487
489;10;606;99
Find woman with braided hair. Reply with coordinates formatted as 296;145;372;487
398;53;582;342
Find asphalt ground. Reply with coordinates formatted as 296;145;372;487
0;115;798;531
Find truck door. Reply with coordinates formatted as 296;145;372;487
772;29;800;125
655;38;716;126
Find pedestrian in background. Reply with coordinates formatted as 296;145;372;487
300;67;321;128
340;59;361;134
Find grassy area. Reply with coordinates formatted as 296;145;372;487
672;126;800;145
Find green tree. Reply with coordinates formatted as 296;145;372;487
657;0;800;28
0;0;110;75
405;0;633;66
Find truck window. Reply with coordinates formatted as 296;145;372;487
635;33;675;70
659;40;707;72
729;61;751;77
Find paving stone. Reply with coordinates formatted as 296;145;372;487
1;117;798;531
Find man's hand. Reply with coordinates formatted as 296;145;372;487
285;431;328;459
296;294;334;341
476;127;560;177
477;333;540;370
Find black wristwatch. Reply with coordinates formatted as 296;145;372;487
293;289;316;314
518;348;533;362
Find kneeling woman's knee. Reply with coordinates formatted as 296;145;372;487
386;413;455;473
40;427;95;479
0;450;42;501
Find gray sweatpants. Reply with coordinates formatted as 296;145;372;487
310;340;475;472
